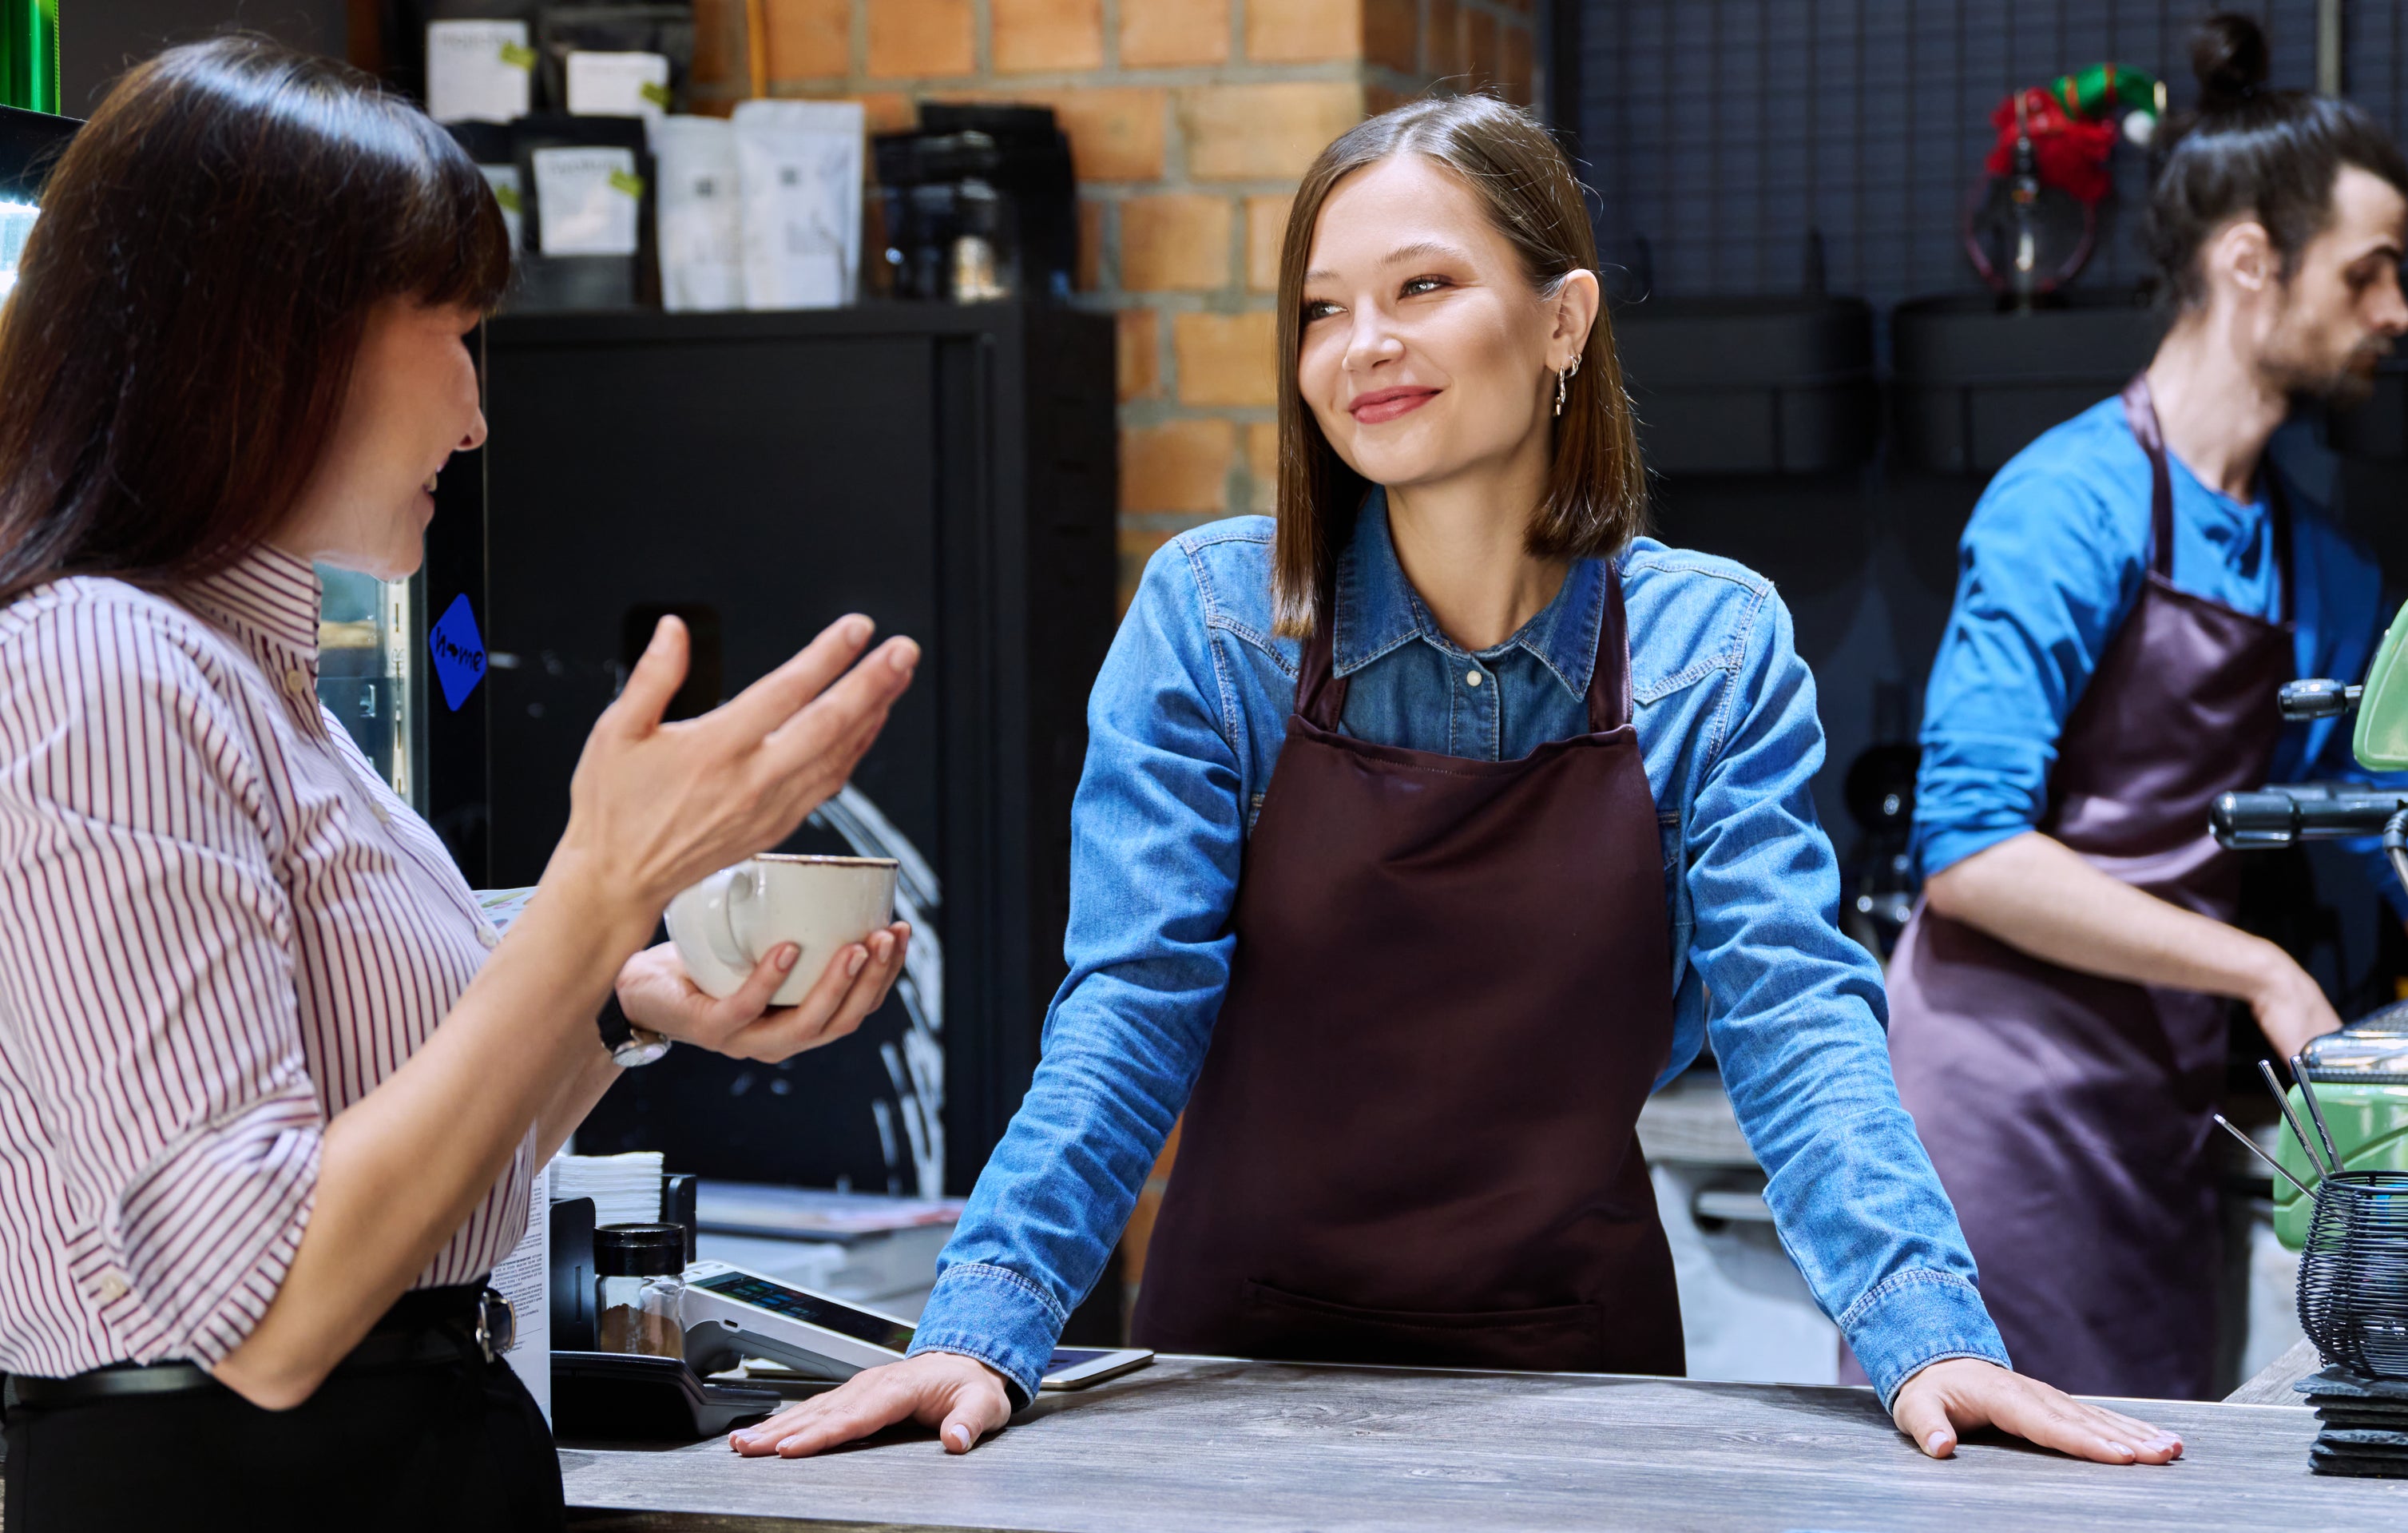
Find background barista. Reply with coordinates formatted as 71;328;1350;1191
1886;13;2408;1402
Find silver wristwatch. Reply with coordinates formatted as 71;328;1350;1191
598;994;672;1068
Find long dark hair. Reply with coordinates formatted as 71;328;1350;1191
1271;95;1645;638
0;36;510;608
2144;12;2408;309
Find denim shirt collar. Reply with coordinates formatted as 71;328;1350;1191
1331;490;1606;704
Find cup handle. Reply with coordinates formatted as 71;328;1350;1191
702;864;758;971
720;859;766;967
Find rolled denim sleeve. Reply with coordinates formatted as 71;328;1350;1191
1688;588;2008;1404
908;542;1248;1403
1912;474;2136;881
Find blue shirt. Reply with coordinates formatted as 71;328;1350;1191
910;498;2008;1407
1915;397;2399;885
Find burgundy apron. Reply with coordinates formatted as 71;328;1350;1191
1884;375;2293;1399
1131;558;1684;1376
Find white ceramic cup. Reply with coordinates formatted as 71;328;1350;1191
664;854;900;1007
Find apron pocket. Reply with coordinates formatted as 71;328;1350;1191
1238;1280;1603;1372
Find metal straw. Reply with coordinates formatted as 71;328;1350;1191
2291;1053;2348;1178
2213;1113;2319;1200
2259;1058;2336;1178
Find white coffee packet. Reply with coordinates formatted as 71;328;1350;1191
565;50;672;143
532;145;642;256
426;21;534;125
477;164;526;254
731;99;863;310
654;116;745;312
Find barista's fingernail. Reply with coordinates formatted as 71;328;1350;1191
1923;1432;1948;1456
775;943;799;972
889;641;918;672
945;1424;970;1450
847;947;868;977
843;614;872;644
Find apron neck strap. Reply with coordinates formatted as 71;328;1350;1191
2119;371;2178;584
1294;559;1636;736
1297;593;1347;732
1590;556;1633;733
2120;371;2295;622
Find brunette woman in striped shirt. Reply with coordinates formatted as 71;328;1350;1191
0;39;916;1531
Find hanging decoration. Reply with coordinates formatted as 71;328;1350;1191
1964;64;2165;304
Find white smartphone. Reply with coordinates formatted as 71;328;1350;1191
1036;1345;1154;1391
678;1260;1153;1390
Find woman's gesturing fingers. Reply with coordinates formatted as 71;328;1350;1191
714;614;879;738
1889;1358;2182;1466
728;1352;1014;1459
597;616;690;741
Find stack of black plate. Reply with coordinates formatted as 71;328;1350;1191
2295;1368;2408;1479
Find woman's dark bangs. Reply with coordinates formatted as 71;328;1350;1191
383;111;512;313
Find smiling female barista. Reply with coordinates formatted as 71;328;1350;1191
732;94;2179;1468
1887;14;2408;1401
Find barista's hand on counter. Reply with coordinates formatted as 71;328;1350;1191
2243;947;2344;1063
729;1352;1014;1458
1891;1358;2182;1465
616;926;912;1061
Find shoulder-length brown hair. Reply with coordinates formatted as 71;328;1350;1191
1271;93;1645;637
0;36;509;609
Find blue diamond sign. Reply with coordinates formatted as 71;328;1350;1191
428;593;488;712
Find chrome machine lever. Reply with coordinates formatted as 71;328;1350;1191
2279;677;2362;720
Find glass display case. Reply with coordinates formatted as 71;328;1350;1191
315;567;419;801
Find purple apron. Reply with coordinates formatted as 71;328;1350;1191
1132;559;1685;1375
1884;375;2293;1399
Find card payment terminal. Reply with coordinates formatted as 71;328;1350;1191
679;1260;1151;1389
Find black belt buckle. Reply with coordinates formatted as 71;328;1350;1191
472;1288;517;1364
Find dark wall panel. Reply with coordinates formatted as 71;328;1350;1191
1578;1;2355;318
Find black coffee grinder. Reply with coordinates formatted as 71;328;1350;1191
873;102;1075;304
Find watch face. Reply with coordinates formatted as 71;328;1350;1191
614;1034;672;1067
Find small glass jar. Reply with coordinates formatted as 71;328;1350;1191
595;1223;687;1360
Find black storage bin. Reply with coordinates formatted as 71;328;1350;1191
1608;296;1878;476
1892;293;2164;476
434;304;1117;1194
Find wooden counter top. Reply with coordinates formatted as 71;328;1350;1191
560;1356;2408;1531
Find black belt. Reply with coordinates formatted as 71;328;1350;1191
6;1283;515;1409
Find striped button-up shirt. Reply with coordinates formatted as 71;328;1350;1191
0;546;532;1378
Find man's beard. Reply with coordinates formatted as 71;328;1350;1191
2268;336;2392;408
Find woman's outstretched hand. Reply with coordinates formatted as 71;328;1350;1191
554;612;918;919
730;1352;1015;1458
1890;1358;2183;1464
616;924;911;1061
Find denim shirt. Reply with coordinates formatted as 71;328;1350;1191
1916;398;2405;893
910;498;2008;1408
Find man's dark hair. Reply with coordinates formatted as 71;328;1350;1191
2143;11;2408;309
0;36;509;607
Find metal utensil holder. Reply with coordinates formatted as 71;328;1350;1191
2299;1170;2408;1378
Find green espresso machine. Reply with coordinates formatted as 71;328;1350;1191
2;0;60;116
2215;600;2408;1246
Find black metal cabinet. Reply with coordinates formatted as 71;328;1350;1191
446;304;1116;1194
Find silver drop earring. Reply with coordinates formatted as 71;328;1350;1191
1555;358;1580;416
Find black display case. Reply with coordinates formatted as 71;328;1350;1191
431;304;1117;1196
1609;296;1879;477
1891;293;2166;476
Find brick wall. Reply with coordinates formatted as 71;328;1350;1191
693;0;1541;613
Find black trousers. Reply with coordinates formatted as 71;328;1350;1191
2;1331;562;1531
